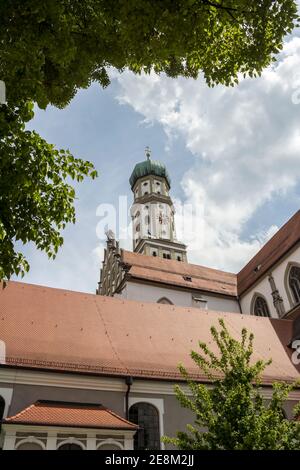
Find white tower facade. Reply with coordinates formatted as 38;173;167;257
129;149;187;261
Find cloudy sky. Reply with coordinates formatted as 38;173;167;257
18;15;300;293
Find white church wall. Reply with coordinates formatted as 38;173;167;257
2;369;300;448
201;294;240;313
240;244;300;317
117;281;240;313
240;276;276;317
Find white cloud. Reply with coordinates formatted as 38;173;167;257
114;37;300;272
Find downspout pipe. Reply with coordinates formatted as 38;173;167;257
237;296;243;314
125;376;133;420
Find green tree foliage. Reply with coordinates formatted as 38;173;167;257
0;101;97;280
0;0;298;280
164;319;300;450
0;0;299;108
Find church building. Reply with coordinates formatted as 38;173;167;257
0;151;300;450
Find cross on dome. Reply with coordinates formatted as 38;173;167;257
145;146;151;160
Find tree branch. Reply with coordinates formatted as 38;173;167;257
201;0;250;15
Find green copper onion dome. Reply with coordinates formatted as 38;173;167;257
129;148;171;189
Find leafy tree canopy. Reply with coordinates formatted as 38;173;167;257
164;319;300;450
1;0;299;109
0;0;298;280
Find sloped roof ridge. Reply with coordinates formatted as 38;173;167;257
4;403;36;422
238;210;300;276
237;210;300;295
122;250;236;286
4;401;138;429
106;408;139;427
2;280;96;297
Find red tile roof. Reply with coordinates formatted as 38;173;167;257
3;400;137;429
121;251;237;297
0;281;299;384
238;210;300;296
119;211;300;299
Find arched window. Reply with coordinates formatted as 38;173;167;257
97;444;121;450
157;297;173;305
0;396;5;420
17;442;44;450
97;440;123;450
253;295;270;317
15;437;46;450
280;408;288;419
0;396;5;432
57;443;83;450
129;403;160;450
289;265;300;305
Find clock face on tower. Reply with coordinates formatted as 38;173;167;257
157;212;169;225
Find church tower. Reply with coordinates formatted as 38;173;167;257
129;148;187;262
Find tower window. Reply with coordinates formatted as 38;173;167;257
155;181;161;194
177;256;181;261
144;191;149;195
136;224;140;232
163;252;171;260
152;252;157;257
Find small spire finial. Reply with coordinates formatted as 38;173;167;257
145;146;151;160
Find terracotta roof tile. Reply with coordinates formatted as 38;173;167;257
0;281;299;384
238;210;300;296
3;400;137;429
122;251;237;296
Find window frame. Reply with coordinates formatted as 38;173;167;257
157;297;173;305
56;438;85;450
251;293;271;317
285;262;300;308
128;398;164;450
97;439;123;450
15;437;46;450
0;387;13;420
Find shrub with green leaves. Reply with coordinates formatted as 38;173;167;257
164;319;300;450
